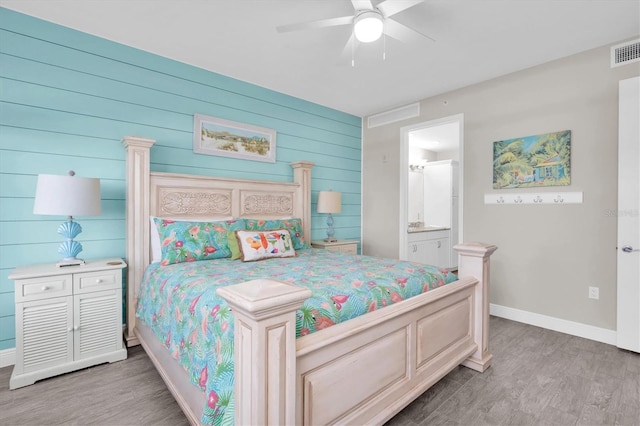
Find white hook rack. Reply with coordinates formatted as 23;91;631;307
484;191;583;205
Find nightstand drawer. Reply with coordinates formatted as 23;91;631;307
336;244;358;254
74;270;120;293
16;275;72;302
311;240;359;254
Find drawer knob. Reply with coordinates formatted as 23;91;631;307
42;286;50;291
95;279;102;283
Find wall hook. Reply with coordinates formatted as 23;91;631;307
485;191;582;205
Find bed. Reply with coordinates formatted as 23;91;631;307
122;136;497;425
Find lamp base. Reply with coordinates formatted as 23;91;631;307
57;218;85;268
56;258;85;268
325;213;337;243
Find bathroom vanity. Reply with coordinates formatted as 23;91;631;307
407;227;452;269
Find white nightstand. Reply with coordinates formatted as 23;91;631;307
8;258;128;389
311;240;359;255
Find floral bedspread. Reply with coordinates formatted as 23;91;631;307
136;248;457;425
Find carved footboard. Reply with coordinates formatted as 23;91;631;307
218;242;497;425
295;277;476;425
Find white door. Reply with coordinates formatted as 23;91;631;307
617;76;640;352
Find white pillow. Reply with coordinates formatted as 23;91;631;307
150;216;162;263
149;216;233;263
236;229;296;262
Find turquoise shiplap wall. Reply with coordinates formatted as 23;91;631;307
0;8;362;352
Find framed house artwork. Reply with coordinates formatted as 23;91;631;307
493;130;571;189
193;114;276;163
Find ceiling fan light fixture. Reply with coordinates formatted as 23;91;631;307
354;11;383;43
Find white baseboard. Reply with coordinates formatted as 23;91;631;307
0;348;15;368
490;303;617;346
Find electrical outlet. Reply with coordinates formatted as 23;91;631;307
588;286;599;300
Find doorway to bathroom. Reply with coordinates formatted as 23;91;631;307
399;114;464;267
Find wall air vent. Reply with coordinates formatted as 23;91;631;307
367;103;420;128
611;39;640;68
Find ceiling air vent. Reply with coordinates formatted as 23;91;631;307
368;103;420;128
611;39;640;68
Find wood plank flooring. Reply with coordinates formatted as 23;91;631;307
1;316;638;425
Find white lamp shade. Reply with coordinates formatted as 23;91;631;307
317;191;342;214
33;173;101;217
354;11;383;43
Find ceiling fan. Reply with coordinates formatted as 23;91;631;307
276;0;434;55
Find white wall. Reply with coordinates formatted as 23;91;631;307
363;40;640;332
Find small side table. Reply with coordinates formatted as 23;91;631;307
9;258;127;389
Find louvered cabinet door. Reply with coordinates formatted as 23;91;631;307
15;296;74;375
74;289;123;360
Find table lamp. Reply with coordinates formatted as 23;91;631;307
33;171;102;267
317;190;341;242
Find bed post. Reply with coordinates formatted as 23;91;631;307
455;242;498;372
290;161;314;246
217;279;311;426
122;136;156;347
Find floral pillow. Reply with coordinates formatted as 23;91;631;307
236;229;296;262
150;216;234;263
153;218;245;265
244;218;307;249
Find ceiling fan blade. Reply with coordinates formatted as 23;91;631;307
383;18;435;43
351;0;374;11
277;15;354;33
377;0;425;18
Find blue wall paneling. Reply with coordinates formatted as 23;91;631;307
0;7;362;352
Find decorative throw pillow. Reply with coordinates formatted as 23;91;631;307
244;218;307;249
154;218;245;265
227;231;242;260
150;216;234;263
236;229;296;262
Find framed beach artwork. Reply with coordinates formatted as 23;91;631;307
193;114;276;163
493;130;571;189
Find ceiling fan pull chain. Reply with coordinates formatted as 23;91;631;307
383;32;387;61
351;34;356;67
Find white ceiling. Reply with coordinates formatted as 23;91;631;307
2;0;639;117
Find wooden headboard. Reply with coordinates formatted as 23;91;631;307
121;136;314;346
